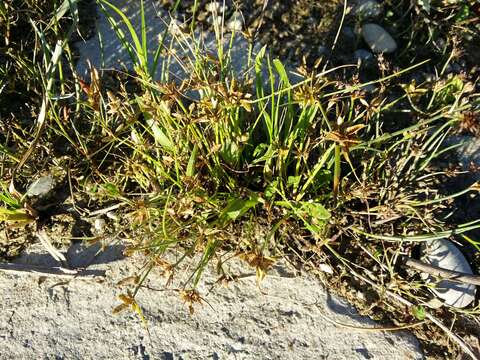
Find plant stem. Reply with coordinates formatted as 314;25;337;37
333;144;341;200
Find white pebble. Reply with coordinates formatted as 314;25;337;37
26;176;55;197
94;218;106;233
361;23;397;54
422;239;476;308
226;12;243;32
206;2;221;13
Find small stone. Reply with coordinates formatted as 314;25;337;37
205;2;221;13
361;23;397;54
360;83;377;93
421;239;476;308
353;49;374;67
318;263;333;274
354;0;383;19
94;218;106;233
226;12;242;32
207;15;222;28
26;176;55;197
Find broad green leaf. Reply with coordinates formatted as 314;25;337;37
186;144;198;177
220;140;241;166
287;175;301;188
220;194;261;222
145;116;174;152
299;202;330;222
264;180;279;199
273;59;291;87
255;45;267;74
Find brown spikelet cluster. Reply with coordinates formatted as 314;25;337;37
459;111;480;137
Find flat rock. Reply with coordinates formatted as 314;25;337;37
0;244;423;359
26;175;55;197
74;0;255;81
361;23;397;54
422;239;476;308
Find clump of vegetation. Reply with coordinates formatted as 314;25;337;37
1;0;479;358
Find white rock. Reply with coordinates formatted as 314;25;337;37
75;0;257;82
26;176;55;197
422;239;476;308
3;249;423;359
318;263;333;274
361;23;397;54
354;0;383;19
94;218;106;233
226;11;243;32
205;2;221;13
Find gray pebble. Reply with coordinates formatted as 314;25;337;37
422;239;476;308
354;49;374;67
354;0;383;19
360;83;377;93
361;23;397;54
226;11;242;32
26;176;55;197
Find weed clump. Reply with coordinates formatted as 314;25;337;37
1;1;479;358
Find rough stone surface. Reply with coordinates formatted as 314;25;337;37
26;175;55;197
361;23;397;54
75;0;255;81
446;135;480;177
0;243;423;359
422;239;476;308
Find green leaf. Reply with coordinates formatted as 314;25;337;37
264;180;278;200
220;140;241;166
287;175;301;189
411;305;426;321
253;143;268;158
220;194;261;222
255;45;267;74
49;0;79;28
186;145;198;177
145;116;174;152
273;59;291;87
102;183;120;197
299;202;330;222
